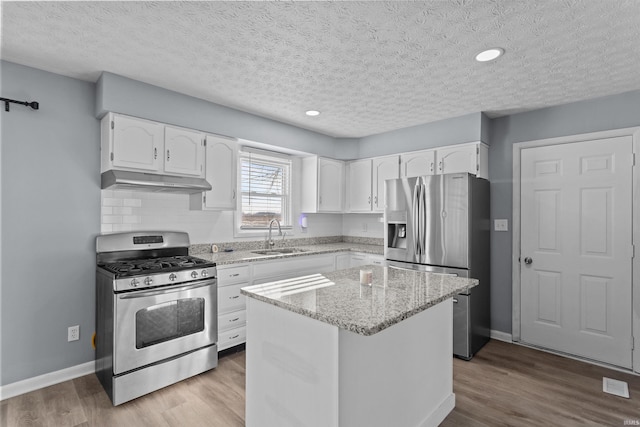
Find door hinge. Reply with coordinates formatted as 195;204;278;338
632;244;635;259
633;153;636;166
111;120;114;130
632;336;635;350
203;138;206;147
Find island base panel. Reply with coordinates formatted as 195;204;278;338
246;298;454;427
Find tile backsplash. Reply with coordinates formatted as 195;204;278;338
100;189;351;243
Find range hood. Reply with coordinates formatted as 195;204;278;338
101;170;211;194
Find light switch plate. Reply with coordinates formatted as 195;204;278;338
494;219;508;232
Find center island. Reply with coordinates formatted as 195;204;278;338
240;265;479;427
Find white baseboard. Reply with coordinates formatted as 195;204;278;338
490;329;513;343
0;360;95;401
420;393;455;427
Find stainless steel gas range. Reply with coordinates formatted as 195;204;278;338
95;231;218;405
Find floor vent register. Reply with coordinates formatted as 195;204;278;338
603;377;630;399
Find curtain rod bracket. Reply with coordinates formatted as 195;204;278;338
0;97;39;112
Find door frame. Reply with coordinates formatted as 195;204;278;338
511;126;640;371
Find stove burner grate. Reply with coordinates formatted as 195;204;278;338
100;255;213;277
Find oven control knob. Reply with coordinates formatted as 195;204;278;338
191;271;199;279
201;270;209;278
130;278;140;287
144;277;153;286
169;273;177;282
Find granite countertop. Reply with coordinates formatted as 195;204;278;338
193;242;383;266
241;265;478;336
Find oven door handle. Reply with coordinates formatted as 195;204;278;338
118;280;216;299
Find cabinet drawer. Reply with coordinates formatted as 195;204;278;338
218;326;246;351
218;283;246;314
218;265;250;285
218;310;246;332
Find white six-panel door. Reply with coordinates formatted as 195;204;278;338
520;136;633;368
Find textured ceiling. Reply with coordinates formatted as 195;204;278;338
2;1;640;138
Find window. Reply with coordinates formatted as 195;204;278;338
238;149;292;229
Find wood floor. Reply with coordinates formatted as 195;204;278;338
2;340;640;426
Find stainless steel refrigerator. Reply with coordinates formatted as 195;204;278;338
384;172;490;359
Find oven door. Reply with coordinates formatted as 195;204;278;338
113;278;217;375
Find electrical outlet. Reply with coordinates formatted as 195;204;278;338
68;325;80;342
494;219;509;232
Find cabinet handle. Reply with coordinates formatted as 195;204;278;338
229;317;240;322
374;196;378;205
319;195;322;205
229;335;239;340
229;295;240;299
232;189;236;200
229;273;240;277
438;161;443;172
368;196;371;204
167;150;170;161
154;148;157;159
453;298;458;303
430;162;433;172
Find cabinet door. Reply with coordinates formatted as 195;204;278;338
347;159;372;212
436;144;479;175
318;158;344;212
203;135;238;210
401;150;435;177
164;126;205;177
111;114;163;172
372;155;399;212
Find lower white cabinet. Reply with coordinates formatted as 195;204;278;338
215;251;383;352
217;264;249;351
349;252;385;268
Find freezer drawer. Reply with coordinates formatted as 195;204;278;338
453;294;470;359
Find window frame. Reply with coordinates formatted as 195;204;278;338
235;149;293;234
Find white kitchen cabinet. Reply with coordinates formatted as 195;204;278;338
349;252;385;268
217;264;250;351
335;253;351;270
101;112;206;178
372;155;400;212
347;159;372;212
400;142;488;179
101;113;163;173
347;156;399;212
190;135;238;210
252;253;336;283
401;149;436;177
435;142;489;179
301;156;345;213
163;126;205;177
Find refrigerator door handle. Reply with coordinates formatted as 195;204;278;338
412;183;421;256
419;183;426;256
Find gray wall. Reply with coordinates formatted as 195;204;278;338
96;72;350;158
488;89;640;333
1;61;100;385
356;112;484;158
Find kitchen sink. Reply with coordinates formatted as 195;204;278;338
251;248;310;256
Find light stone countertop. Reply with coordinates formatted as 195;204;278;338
241;265;478;336
193;242;383;266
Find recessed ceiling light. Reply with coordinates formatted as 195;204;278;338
305;110;320;117
475;48;504;62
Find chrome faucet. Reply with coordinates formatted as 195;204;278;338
267;219;282;247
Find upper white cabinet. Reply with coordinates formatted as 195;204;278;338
372;156;400;212
347;155;399;212
400;142;488;179
103;113;163;172
347;159;373;212
164;126;205;177
190;135;238;211
101;113;205;178
400;149;436;177
301;157;345;213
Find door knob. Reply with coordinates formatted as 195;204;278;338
524;257;533;265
